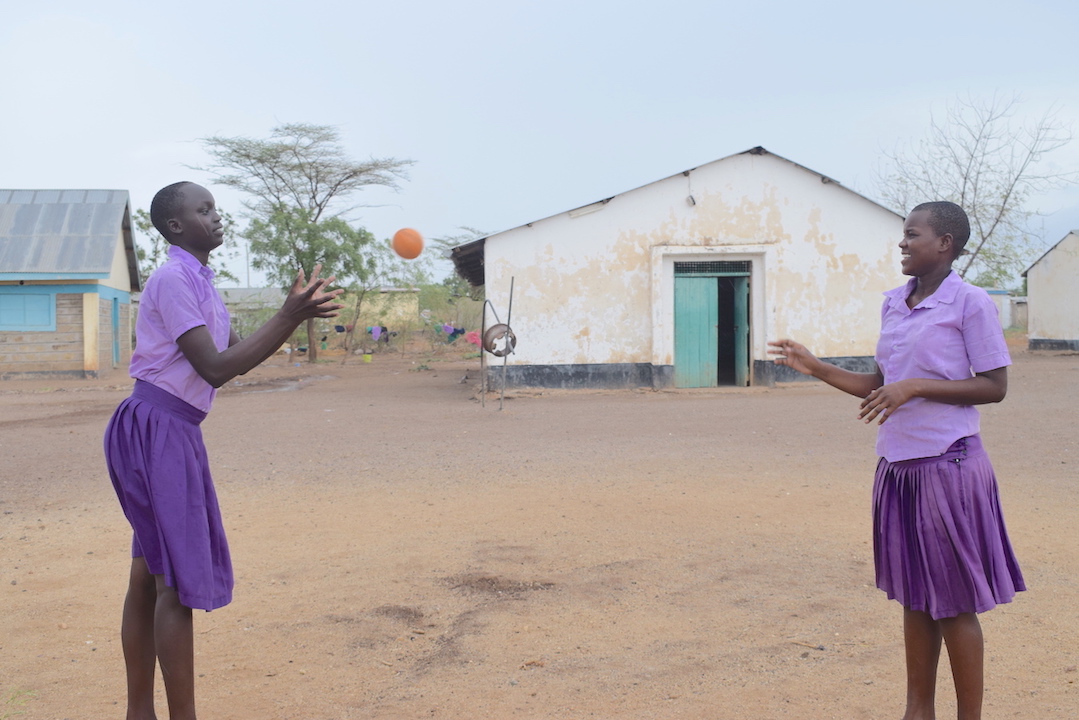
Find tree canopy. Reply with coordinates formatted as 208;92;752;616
197;123;413;222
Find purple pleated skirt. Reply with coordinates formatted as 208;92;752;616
873;434;1024;619
104;380;233;611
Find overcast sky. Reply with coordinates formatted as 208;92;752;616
3;0;1077;287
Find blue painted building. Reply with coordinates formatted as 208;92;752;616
0;189;140;379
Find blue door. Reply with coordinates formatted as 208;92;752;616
674;277;718;388
112;298;121;367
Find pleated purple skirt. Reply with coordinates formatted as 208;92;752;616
873;434;1024;619
104;380;233;611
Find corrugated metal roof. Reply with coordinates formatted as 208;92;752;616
0;189;139;289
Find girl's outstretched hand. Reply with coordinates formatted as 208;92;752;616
283;264;345;320
767;339;821;377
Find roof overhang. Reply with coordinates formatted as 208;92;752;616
0;273;107;281
450;236;486;287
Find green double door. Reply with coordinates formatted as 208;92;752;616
674;275;749;388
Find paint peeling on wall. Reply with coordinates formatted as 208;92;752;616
769;207;899;358
482;151;904;375
490;239;654;365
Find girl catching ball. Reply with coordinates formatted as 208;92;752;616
104;181;343;719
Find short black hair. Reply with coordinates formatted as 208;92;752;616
911;201;971;257
149;181;194;240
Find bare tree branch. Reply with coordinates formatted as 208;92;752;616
876;94;1076;286
193;123;414;222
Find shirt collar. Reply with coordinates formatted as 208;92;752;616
167;244;216;282
884;269;961;310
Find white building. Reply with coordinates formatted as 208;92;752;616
452;147;905;389
1024;230;1079;351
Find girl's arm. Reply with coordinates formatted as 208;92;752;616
858;367;1007;424
177;266;344;388
768;339;884;399
226;326;283;372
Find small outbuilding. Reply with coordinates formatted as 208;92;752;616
452;147;905;389
1023;230;1079;351
0;189;139;379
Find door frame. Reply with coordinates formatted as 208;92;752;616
651;247;766;386
673;268;751;388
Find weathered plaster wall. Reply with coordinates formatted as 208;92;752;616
1027;232;1079;342
484;152;904;375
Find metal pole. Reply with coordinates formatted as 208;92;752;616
480;301;487;408
500;277;514;411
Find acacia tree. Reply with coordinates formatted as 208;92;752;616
244;207;377;354
246;208;378;287
876;94;1075;287
196;123;412;361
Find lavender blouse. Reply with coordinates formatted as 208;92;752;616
129;246;231;412
874;271;1011;462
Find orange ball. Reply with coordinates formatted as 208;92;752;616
392;228;424;259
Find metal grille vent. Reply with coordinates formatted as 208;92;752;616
674;260;751;275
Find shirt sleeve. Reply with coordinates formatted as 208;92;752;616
963;290;1011;373
154;267;210;342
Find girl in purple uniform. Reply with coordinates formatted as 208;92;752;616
104;181;343;720
769;201;1024;720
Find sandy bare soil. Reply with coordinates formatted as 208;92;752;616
2;340;1077;719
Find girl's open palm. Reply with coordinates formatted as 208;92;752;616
284;264;345;320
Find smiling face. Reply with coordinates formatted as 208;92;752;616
899;209;954;277
168;184;224;261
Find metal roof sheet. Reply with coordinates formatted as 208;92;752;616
0;190;139;288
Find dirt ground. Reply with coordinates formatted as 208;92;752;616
2;339;1077;719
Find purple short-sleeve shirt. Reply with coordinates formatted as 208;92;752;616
130;246;231;412
875;271;1010;462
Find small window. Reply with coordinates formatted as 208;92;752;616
0;293;56;331
675;260;751;276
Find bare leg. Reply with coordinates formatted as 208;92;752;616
902;608;942;720
153;577;196;720
940;613;984;720
122;557;159;720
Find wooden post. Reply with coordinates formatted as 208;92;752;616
82;293;99;378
